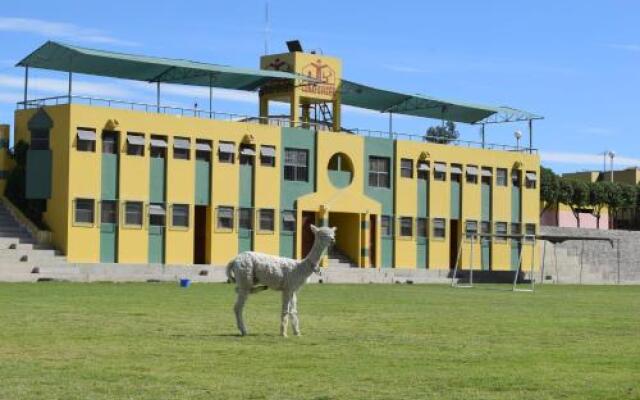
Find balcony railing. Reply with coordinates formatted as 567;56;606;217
16;95;537;153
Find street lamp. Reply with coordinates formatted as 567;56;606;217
608;150;615;182
514;130;522;150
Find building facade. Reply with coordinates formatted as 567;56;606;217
9;42;541;270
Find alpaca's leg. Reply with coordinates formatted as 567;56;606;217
290;292;301;336
280;291;292;337
234;289;249;336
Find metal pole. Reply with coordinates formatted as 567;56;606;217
610;154;614;182
68;71;72;103
470;234;474;286
388;112;393;139
528;119;533;154
23;66;29;109
209;75;213;118
481;124;485;149
617;239;621;284
156;82;160;113
540;239;546;284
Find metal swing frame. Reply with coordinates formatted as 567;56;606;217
450;233;537;292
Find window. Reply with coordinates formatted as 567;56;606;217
217;206;234;230
451;164;462;182
399;217;413;237
466;165;478;184
218;142;235;163
238;208;253;230
100;200;117;224
259;209;275;232
381;215;393;237
417;161;430;180
149;203;166;226
525;223;536;242
434;162;446;181
281;210;296;232
30;129;49;150
239;145;256;165
102;131;118;154
496;168;508;186
525;171;537;189
195;140;212;161
75;198;95;224
511;170;521;187
511;222;521;236
417;217;428;237
495;222;507;241
433;218;446;238
465;220;478;240
400;159;413;178
150;136;167;158
124;201;143;226
77;128;96;152
481;167;493;185
172;204;189;228
368;156;390;187
126;133;145;156
284;148;309;182
173;137;190;160
481;221;491;236
260;145;276;167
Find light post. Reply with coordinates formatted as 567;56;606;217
514;130;522;150
608;150;615;182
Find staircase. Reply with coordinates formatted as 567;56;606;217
0;200;66;281
327;248;358;268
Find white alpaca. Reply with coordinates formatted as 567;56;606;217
226;224;336;337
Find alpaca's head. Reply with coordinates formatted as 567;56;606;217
310;224;336;247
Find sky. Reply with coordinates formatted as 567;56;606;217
0;0;638;173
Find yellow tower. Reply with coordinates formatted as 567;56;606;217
260;51;342;131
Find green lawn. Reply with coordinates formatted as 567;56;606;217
0;283;638;400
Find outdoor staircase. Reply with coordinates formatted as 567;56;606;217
327;248;358;268
0;200;66;281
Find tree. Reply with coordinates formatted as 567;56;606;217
424;121;459;144
566;180;590;227
540;167;560;217
588;182;608;229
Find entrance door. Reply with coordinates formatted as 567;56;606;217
99;200;118;263
449;219;459;269
369;215;377;268
301;211;316;258
193;205;207;264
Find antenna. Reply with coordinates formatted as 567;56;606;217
264;1;271;55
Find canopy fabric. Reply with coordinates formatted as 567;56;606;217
195;141;212;151
466;166;478;175
282;212;296;222
150;138;168;148
418;162;430;171
481;168;493;177
18;41;317;90
450;165;463;174
260;145;276;157
240;146;256;156
434;163;446;173
526;172;537;181
173;137;190;149
219;142;235;154
340;79;541;124
149;204;166;215
77;129;96;141
126;134;145;145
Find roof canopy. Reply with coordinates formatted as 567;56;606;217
18;41;317;91
340;79;541;124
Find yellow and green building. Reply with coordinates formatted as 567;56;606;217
7;41;542;270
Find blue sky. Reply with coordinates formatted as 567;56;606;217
0;0;638;173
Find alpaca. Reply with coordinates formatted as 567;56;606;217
226;224;336;337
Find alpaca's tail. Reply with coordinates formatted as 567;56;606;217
225;261;236;283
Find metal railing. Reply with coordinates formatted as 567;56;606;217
16;95;537;153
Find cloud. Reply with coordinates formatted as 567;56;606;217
0;74;133;98
541;151;640;167
608;43;640;53
0;17;138;46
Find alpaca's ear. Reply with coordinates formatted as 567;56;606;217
310;224;318;233
331;227;337;233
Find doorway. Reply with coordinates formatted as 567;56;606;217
193;205;207;264
449;219;459;269
301;211;316;258
369;214;377;268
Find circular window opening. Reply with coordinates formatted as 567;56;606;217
327;153;354;188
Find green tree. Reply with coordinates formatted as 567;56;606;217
540;167;560;217
424;121;459;144
566;180;590;227
588;182;608;229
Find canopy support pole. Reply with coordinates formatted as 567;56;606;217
528;119;533;154
23;66;29;109
68;71;73;103
156;82;160;113
481;123;485;149
208;75;213;118
388;112;393;139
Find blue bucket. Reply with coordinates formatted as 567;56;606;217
179;278;191;288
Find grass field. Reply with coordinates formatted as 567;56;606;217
0;282;638;400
